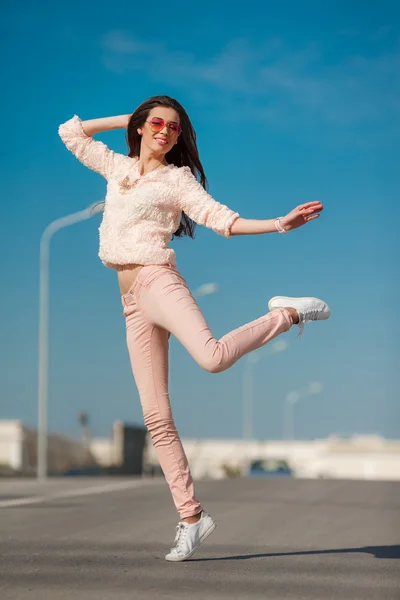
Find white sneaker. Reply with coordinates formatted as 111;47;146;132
165;511;216;562
268;296;331;336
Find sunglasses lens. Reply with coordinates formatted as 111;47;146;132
149;118;164;131
168;123;181;134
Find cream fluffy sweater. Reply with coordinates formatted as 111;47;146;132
58;116;239;268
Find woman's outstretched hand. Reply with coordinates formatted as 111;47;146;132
280;201;324;231
228;202;323;237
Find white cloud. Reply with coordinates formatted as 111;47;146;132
103;31;158;55
337;25;393;42
194;283;220;297
100;31;400;133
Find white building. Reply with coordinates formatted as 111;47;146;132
1;420;400;481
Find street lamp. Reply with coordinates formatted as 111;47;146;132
284;391;300;441
242;340;289;439
37;202;104;480
284;381;323;441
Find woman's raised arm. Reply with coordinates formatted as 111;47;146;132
80;114;131;136
58;114;134;179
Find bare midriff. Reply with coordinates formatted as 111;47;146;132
111;264;145;295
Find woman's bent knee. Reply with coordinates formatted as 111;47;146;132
196;355;225;374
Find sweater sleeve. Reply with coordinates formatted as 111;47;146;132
58;115;134;179
177;167;239;237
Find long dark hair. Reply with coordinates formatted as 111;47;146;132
126;95;207;239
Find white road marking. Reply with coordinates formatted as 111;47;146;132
0;479;163;508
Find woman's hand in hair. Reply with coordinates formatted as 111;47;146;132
81;114;132;137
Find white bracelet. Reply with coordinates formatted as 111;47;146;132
275;217;287;234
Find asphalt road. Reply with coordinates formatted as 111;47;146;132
0;477;399;600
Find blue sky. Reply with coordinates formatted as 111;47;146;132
1;0;399;441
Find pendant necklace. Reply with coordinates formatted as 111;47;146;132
119;162;166;194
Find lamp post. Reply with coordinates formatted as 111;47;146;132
242;353;259;440
37;202;104;480
284;391;300;441
242;340;289;440
284;381;323;441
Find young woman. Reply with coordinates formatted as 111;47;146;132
58;95;330;562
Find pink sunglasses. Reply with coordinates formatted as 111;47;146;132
146;117;182;136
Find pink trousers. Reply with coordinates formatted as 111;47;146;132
122;265;292;518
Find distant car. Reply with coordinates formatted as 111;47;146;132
248;458;293;477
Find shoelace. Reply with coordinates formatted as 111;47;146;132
171;523;188;553
297;308;320;338
300;308;319;323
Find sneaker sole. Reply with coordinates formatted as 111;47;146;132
165;521;217;562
